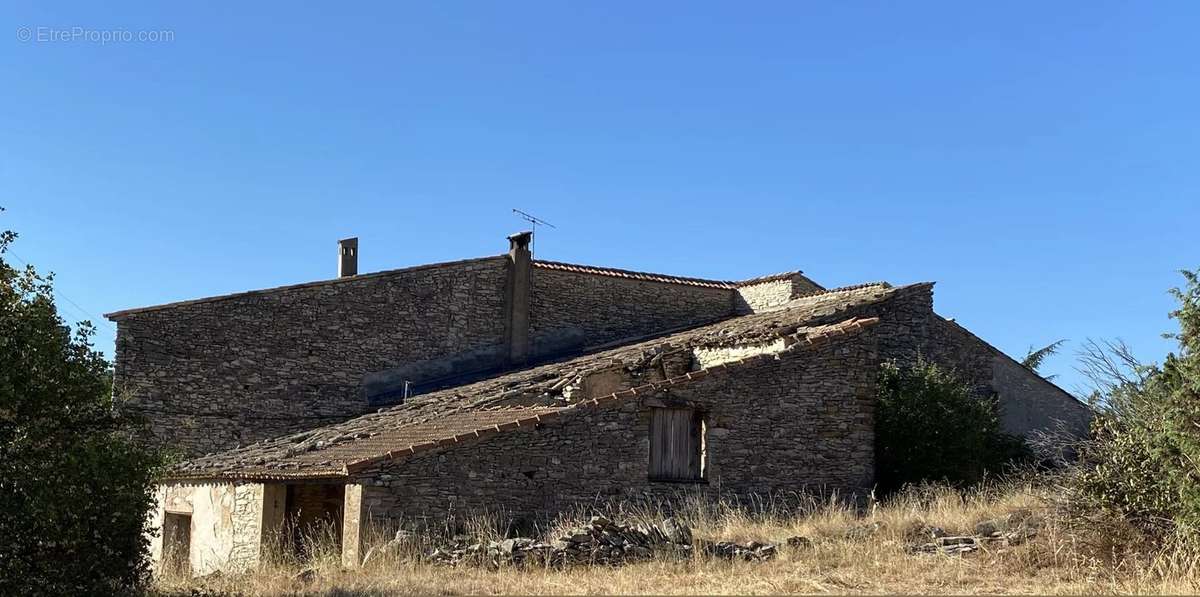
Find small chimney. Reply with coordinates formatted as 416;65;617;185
338;237;358;278
505;231;533;365
508;230;533;257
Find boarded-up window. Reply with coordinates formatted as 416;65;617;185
649;408;705;481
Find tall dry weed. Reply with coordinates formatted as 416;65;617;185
151;479;1200;596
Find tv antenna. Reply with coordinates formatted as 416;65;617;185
512;208;556;255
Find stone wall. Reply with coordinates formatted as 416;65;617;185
529;268;736;356
148;481;274;575
827;284;1092;438
112;257;511;455
351;330;879;526
734;280;793;313
734;274;824;313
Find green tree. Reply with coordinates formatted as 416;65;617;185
1076;269;1200;539
874;358;1029;494
1022;339;1067;380
0;214;165;595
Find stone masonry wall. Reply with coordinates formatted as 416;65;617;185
734;274;825;313
827;284;1091;437
149;481;268;575
112;257;511;456
734;280;793;313
529;269;736;357
351;330;879;526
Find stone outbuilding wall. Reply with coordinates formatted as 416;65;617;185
148;481;284;576
349;328;879;527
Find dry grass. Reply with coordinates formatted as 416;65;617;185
152;481;1200;595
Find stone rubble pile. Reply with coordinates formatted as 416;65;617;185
907;509;1045;556
427;515;785;567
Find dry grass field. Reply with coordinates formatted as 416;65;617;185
153;482;1200;596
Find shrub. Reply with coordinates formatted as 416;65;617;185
1074;269;1200;540
874;358;1029;494
0;219;165;595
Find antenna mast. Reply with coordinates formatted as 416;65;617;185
512;208;556;255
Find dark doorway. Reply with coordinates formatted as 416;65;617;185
162;512;191;574
284;484;345;559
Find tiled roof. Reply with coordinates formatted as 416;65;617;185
166;282;913;481
176;407;567;480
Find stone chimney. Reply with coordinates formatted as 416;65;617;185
504;231;533;365
338;237;358;278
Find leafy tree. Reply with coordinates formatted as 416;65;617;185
1075;270;1200;539
874;358;1030;494
1022;339;1067;380
0;213;165;595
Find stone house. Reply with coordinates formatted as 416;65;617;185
106;233;1090;575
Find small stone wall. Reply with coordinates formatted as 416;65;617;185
692;337;789;369
148;481;273;576
734;274;824;314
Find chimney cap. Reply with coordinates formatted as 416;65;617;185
508;230;533;250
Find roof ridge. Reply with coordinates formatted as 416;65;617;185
790;281;892;300
532;260;735;289
734;271;806;287
106;255;508;319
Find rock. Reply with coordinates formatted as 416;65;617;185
701;539;779;561
568;531;595;544
754;543;778;560
423;514;773;569
974;519;1002;537
904;522;947;543
908;536;979;556
974;509;1043;543
659;517;692;545
843;521;883;540
937;536;976;547
786;535;813;550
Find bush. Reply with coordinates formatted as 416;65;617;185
874;358;1030;494
0;221;165;594
1074;269;1200;540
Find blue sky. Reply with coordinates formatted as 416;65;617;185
3;2;1197;394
